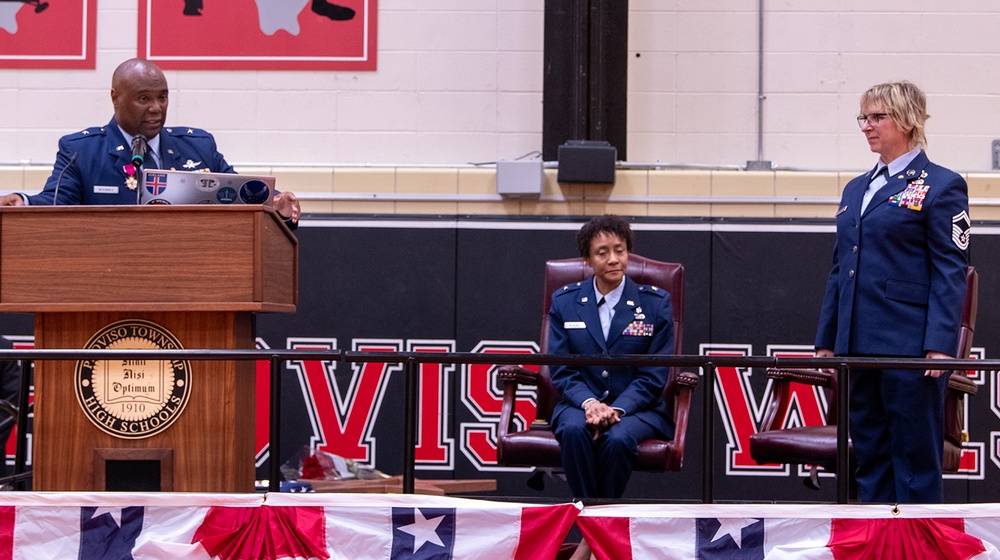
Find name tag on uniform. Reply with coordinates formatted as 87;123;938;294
94;185;119;194
564;321;586;329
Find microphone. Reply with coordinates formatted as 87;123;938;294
130;135;148;205
131;135;148;168
52;152;78;206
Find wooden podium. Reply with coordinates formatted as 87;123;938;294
0;206;297;492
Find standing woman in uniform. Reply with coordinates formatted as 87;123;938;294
814;81;971;503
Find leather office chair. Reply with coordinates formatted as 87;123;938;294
496;254;698;477
749;266;979;488
0;397;31;488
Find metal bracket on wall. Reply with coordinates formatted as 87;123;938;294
745;160;774;171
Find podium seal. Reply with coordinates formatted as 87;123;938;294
75;319;192;439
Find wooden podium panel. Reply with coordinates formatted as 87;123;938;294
34;311;254;492
0;205;296;312
0;206;297;492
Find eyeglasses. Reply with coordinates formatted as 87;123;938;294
857;113;891;128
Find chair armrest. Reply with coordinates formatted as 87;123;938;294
497;366;539;440
948;373;978;396
0;399;17;419
667;369;698;471
766;368;832;387
757;368;831;435
945;373;977;448
674;370;699;390
497;365;540;387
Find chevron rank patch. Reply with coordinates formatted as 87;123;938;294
952;210;971;251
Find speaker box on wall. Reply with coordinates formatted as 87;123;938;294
557;140;617;184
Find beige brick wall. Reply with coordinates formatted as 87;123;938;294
6;4;1000;170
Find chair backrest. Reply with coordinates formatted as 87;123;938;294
956;266;979;361
534;254;684;421
944;266;978;457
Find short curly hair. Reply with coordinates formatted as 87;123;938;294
577;214;635;258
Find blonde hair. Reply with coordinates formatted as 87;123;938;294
860;81;928;148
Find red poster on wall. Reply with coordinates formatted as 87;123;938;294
138;0;376;71
0;0;97;69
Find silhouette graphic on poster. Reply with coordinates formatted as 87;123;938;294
0;0;49;34
182;0;354;36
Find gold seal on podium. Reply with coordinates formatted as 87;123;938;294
75;319;192;439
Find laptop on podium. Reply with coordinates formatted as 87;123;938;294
140;169;275;206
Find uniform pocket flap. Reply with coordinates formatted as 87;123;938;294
885;278;929;305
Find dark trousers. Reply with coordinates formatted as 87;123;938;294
554;408;659;499
849;367;950;503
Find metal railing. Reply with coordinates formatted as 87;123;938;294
0;349;990;503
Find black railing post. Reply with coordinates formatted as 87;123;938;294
836;363;850;504
13;359;31;491
701;362;715;504
402;357;418;494
268;355;282;493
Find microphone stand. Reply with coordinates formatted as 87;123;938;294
130;135;147;205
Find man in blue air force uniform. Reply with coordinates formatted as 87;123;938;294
548;215;674;499
815;81;970;503
0;58;300;225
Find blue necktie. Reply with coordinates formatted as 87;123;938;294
861;166;890;213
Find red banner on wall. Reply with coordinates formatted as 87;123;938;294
0;0;97;69
137;0;377;71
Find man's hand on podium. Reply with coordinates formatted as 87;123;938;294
274;191;301;223
0;194;24;206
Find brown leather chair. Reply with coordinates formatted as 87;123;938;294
749;266;979;487
496;254;698;475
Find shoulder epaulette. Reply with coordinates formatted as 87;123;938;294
163;126;211;138
64;126;109;141
637;284;667;298
554;281;584;298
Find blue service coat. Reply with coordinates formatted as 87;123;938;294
548;275;675;438
28;118;234;206
815;150;970;357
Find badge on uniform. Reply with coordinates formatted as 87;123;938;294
952;210;972;251
888;173;929;211
564;321;586;329
622;321;653;336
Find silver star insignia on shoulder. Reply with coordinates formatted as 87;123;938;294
187;129;194;134
82;130;90;135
